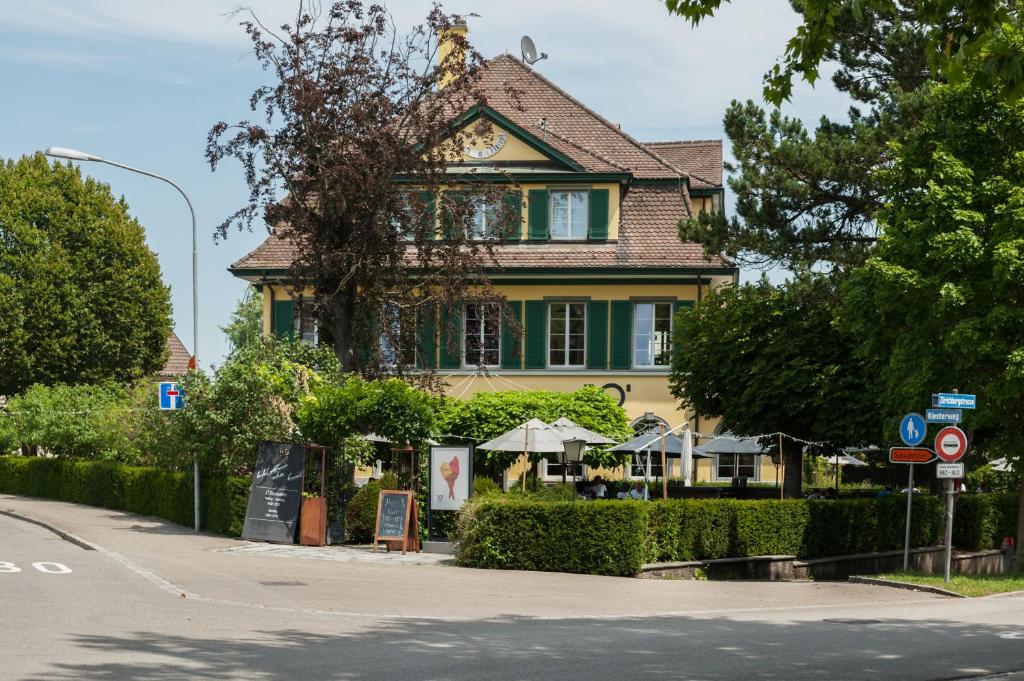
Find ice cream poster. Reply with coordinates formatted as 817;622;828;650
429;445;471;511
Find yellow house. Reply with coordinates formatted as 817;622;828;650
229;26;775;485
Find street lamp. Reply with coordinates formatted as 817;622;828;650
45;146;201;534
561;438;586;500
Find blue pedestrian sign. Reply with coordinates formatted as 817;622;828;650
926;408;962;424
159;382;184;411
932;393;976;409
899;412;926;446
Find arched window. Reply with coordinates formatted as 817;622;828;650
628;414;669;478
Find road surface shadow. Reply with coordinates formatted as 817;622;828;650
26;614;1024;680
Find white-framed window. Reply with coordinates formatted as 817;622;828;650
379;303;418;367
295;304;318;345
463;302;500;367
550;190;588;240
633;302;673;367
541;457;585;482
548;302;586;367
715;453;759;481
390;191;420;242
627;415;670;479
467;198;503;240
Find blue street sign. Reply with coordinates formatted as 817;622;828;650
159;382;184;411
932;393;977;409
926;408;962;424
899;412;927;446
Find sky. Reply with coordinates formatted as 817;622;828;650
0;0;851;369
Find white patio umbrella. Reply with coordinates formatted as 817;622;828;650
550;417;616;445
478;419;571;492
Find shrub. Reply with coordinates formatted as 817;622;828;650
802;495;941;557
953;493;1019;550
0;456;248;536
472;477;501;497
454;498;648;576
345;481;382;543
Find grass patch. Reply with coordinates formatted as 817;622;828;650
875;571;1024;597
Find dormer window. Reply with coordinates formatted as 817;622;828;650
550;190;588;240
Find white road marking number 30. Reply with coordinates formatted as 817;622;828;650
0;561;72;574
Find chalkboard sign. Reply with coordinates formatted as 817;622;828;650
373;490;420;554
241;442;305;543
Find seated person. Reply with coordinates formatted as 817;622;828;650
588;475;608;499
805;489;824;501
629;480;647;500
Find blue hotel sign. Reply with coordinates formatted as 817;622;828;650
926;408;962;424
932;393;976;410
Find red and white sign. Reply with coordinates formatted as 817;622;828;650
934;426;968;462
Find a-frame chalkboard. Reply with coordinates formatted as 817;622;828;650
373;490;420;555
241;442;305;543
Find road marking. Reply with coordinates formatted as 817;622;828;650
32;562;72;574
0;561;21;573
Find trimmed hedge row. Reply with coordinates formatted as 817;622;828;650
456;496;945;575
455;499;649;576
953;493;1019;551
0;456;249;536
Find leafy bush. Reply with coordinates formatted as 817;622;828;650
456;495;946;575
966;465;1021;494
345;481;382;543
0;456;248;536
472;477;501;497
437;386;632;475
454;498;648;576
953;493;1019;550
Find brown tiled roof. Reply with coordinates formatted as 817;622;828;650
479;55;682;179
642;140;723;190
159;332;191;377
231;185;724;271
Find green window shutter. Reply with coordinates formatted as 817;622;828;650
502;192;522;241
416;305;437;369
500;301;523;369
588;188;609;240
586;300;609;369
523;300;546;368
527;189;548;240
439;304;463;369
418;190;436;241
609;300;632;370
272;300;294;340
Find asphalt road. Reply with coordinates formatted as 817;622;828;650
2;504;1024;681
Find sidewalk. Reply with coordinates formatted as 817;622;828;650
1;494;945;621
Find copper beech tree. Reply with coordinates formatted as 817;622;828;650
207;1;520;380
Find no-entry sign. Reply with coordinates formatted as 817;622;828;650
934;426;968;462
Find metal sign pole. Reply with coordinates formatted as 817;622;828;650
944;478;955;583
903;463;914;571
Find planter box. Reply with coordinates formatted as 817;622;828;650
299;496;327;546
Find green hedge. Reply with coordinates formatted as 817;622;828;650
457;495;946;575
455;499;649;576
953;493;1019;550
0;456;249;536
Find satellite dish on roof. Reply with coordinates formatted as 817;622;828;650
520;35;548;65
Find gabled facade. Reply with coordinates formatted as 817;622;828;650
229;36;772;483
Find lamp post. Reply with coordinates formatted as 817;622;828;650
45;146;201;534
561;438;586;500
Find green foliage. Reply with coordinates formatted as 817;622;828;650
966;464;1022;494
1;382;147;461
297;377;437;465
345;481;381;543
221;287;264;352
665;1;1022;105
457;496;944;575
471;477;501;497
953;493;1019;551
454;498;649;576
0;456;248;536
437;386;632;475
0;154;172;394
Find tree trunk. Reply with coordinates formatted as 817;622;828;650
783;446;803;499
327;290;357;373
1014;478;1024;572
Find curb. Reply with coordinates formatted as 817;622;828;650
849;575;966;598
0;507;98;551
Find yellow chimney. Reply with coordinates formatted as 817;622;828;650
437;16;468;87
